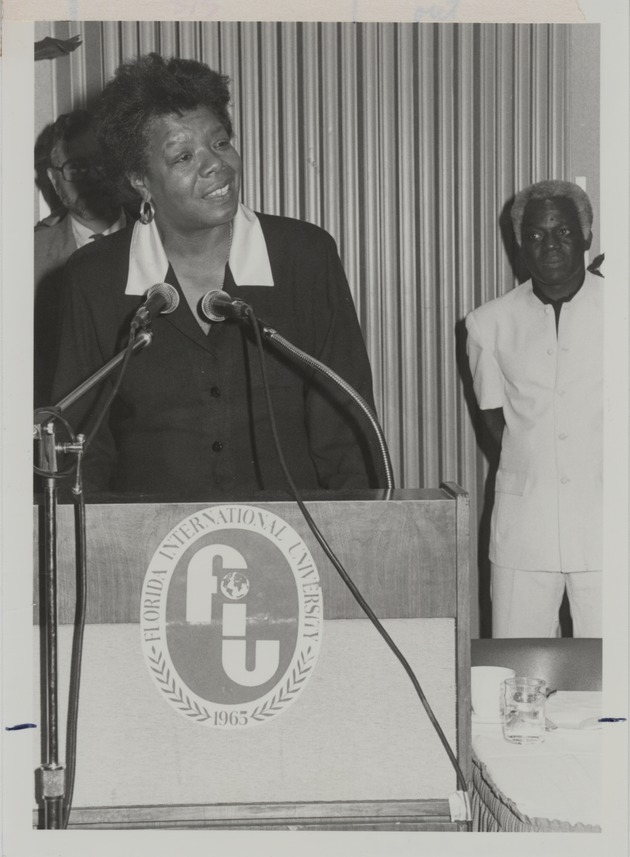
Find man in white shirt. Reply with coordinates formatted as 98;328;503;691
466;180;602;637
34;110;130;405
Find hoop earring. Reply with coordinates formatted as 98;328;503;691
140;199;154;225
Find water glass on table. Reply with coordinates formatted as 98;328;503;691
502;676;547;744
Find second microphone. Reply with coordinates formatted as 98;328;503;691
201;290;252;323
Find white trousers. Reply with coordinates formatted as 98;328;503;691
490;564;602;638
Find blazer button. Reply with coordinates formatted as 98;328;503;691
212;441;224;452
210;387;221;397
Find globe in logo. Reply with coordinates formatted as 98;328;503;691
221;570;250;601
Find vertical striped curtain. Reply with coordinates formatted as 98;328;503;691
35;21;573;633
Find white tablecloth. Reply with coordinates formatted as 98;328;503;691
472;691;603;832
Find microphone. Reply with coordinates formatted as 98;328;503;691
132;283;179;327
201;289;251;323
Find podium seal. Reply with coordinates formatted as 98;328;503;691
140;504;323;728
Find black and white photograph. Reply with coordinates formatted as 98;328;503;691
1;2;628;856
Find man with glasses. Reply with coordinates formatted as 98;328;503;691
34;109;130;405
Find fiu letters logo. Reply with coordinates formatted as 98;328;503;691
140;505;323;728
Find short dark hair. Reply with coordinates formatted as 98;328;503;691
511;180;593;245
47;110;95;165
95;53;233;183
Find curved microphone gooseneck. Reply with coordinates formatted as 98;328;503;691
200;289;394;491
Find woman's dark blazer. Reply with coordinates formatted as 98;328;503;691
51;212;378;498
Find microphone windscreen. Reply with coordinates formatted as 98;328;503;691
201;289;231;323
146;282;179;314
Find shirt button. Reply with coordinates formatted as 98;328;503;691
557;389;566;396
560;476;570;484
547;348;554;355
559;433;567;440
210;387;221;397
544;307;551;314
212;441;224;452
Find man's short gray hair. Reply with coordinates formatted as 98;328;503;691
511;180;593;245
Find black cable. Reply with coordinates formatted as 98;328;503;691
33;327;138;828
61;485;87;829
246;307;469;797
84;329;136;451
58;329;138;827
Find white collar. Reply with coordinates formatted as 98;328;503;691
71;209;126;249
125;202;274;296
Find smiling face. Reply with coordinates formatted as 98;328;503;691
520;197;591;298
131;105;242;238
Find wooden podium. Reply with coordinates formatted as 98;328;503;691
33;486;471;831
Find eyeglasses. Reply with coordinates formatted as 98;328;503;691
49;157;104;182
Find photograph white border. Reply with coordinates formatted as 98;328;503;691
2;2;628;855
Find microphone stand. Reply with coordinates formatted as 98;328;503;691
33;327;152;829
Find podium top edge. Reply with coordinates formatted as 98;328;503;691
33;487;466;507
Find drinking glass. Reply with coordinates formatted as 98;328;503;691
502;676;547;744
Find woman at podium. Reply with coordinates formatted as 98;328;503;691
51;53;377;498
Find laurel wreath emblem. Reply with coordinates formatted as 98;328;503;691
248;646;317;722
147;643;317;725
141;505;324;728
147;647;212;722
